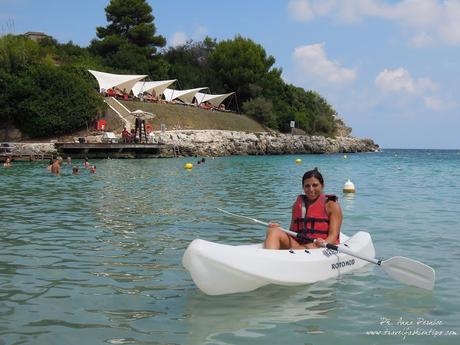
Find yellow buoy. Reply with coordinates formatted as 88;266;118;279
295;159;302;164
184;163;193;170
343;179;356;193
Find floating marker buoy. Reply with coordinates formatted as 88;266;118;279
343;155;348;159
184;163;193;170
343;179;356;193
295;159;302;164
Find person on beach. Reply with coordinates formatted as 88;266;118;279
50;157;62;175
3;156;12;167
264;168;342;250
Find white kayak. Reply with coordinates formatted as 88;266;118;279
183;231;376;295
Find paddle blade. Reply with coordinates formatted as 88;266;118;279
381;256;435;291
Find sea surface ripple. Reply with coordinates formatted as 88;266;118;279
0;149;459;344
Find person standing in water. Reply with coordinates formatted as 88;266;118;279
264;168;342;249
3;156;12;167
51;157;62;175
83;157;91;168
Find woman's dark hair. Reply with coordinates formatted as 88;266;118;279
302;167;324;186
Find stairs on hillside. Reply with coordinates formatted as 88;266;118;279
104;97;135;131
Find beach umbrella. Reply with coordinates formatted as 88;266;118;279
131;109;156;119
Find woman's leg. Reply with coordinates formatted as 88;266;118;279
264;227;304;249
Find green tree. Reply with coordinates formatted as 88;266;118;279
12;64;104;138
0;34;41;73
90;0;166;74
162;37;216;89
208;35;281;106
242;97;276;128
0;34;105;137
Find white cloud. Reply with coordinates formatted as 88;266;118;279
170;32;187;47
292;43;357;85
287;0;460;46
375;68;439;94
288;0;338;21
169;26;207;47
288;0;315;21
424;96;457;110
438;0;460;45
409;32;433;47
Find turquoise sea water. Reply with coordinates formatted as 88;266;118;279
1;150;459;345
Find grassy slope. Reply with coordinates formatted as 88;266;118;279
121;101;267;132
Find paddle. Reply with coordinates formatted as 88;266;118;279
217;208;313;244
217;208;436;291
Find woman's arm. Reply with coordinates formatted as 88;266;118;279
325;201;342;244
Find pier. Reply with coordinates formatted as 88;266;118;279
55;142;172;159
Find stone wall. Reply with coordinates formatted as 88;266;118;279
154;130;379;157
2;142;57;156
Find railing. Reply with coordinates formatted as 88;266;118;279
104;97;133;130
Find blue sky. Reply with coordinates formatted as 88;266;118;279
2;0;460;149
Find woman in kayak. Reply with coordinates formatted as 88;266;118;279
264;168;342;250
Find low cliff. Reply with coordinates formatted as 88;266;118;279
154;130;379;157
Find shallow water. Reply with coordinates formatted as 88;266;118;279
0;150;459;344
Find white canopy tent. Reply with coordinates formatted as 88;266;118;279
163;87;208;103
194;92;235;107
132;79;177;97
131;109;156;119
88;70;147;94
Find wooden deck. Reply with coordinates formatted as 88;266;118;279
55;142;172;159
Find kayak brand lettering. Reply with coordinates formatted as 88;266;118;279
331;258;355;270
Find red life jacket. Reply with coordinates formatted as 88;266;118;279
291;194;340;244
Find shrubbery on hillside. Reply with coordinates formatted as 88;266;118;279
0;35;104;138
0;0;338;138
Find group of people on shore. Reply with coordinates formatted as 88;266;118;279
100;87;230;112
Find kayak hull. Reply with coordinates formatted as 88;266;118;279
182;231;375;295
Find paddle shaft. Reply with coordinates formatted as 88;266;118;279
217;208;313;244
325;243;381;265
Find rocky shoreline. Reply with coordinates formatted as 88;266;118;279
155;130;379;156
3;130;379;158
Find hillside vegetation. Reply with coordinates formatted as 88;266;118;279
0;0;338;139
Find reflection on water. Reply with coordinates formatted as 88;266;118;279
184;282;338;345
342;192;356;213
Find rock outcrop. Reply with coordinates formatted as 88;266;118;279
154;130;379;157
3;142;56;157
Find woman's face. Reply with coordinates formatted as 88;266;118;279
303;176;324;200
